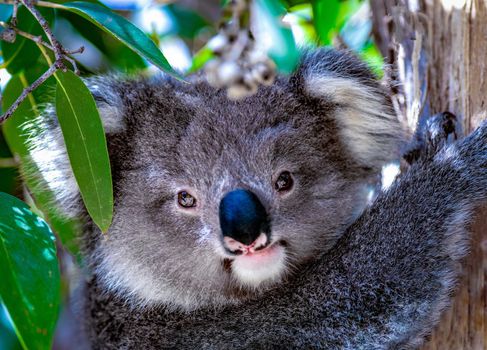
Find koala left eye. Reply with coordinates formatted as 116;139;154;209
275;171;293;192
178;191;197;208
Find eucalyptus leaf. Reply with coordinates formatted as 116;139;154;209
0;133;18;195
1;6;54;74
187;46;214;75
54;70;113;233
312;0;340;45
62;1;181;78
165;4;209;39
254;0;299;74
0;303;23;350
0;4;13;22
0;192;60;350
59;10;147;72
2;69;81;255
360;42;384;78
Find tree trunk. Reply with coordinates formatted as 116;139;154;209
370;1;487;349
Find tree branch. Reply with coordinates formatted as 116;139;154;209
0;0;85;124
0;64;57;123
21;0;66;69
0;21;84;73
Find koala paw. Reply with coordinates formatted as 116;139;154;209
403;112;459;164
424;111;458;150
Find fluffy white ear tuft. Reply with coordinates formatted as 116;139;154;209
306;75;405;168
85;76;126;134
22;76;128;219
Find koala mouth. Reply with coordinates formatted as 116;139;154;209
224;240;288;287
223;232;269;255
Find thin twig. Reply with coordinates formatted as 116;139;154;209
0;0;86;123
21;0;66;70
11;1;18;26
0;64;57;123
2;0;66;9
0;21;84;73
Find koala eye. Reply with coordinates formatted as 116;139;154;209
275;171;293;192
178;191;197;208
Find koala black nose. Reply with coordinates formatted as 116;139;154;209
219;189;270;246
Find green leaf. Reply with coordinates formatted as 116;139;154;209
54;70;113;232
62;1;181;78
2;68;81;255
312;0;340;45
254;0;299;74
360;41;384;78
1;6;54;74
0;303;23;350
187;46;214;75
0;132;18;195
0;4;13;22
282;0;309;8
165;4;209;39
0;192;60;350
59;10;147;72
336;0;363;30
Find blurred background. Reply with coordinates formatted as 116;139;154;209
0;0;382;348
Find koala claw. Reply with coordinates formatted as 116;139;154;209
403;111;459;164
425;111;458;150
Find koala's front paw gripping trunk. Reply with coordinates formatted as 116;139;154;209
330;122;487;349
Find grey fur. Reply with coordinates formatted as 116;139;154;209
27;48;487;349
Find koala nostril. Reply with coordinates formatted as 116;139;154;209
219;189;270;247
223;233;268;254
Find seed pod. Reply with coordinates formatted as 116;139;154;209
207;34;229;55
251;60;276;86
217;61;242;86
205;59;224;88
242;72;258;94
0;28;16;43
245;49;267;64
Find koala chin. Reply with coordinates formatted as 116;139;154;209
26;48;487;349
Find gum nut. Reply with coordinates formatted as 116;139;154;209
246;49;267;64
252;62;276;86
205;62;223;87
206;71;223;88
0;28;16;43
217;61;241;85
243;72;258;91
208;34;228;53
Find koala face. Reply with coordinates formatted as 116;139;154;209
32;49;403;310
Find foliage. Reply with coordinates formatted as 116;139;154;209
0;193;60;350
0;0;380;348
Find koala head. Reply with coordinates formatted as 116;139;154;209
31;49;404;310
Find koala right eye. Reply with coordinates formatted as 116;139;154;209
178;191;197;208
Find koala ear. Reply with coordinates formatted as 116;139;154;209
84;76;128;134
22;76;131;219
296;49;405;169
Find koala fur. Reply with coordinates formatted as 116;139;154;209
27;48;487;349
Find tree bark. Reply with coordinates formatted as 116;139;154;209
370;1;487;349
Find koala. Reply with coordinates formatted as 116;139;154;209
27;48;487;349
